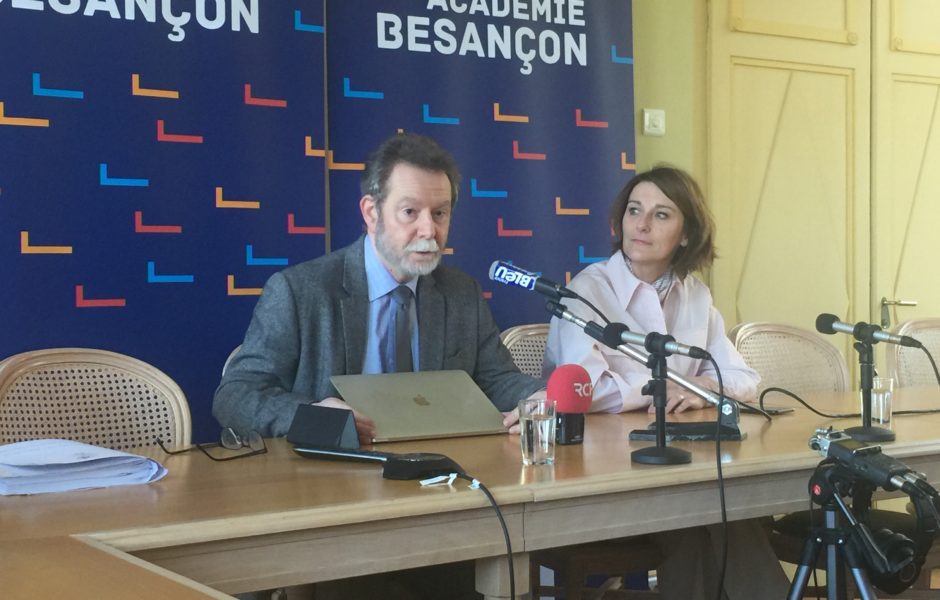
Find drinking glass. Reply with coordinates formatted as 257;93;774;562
519;398;556;466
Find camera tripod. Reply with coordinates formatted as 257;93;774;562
787;462;916;600
786;501;878;600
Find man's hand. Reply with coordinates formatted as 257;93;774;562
648;377;718;414
316;397;377;446
504;389;547;434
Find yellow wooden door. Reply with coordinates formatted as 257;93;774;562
708;0;871;363
872;0;940;334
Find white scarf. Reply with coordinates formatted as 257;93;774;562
623;252;675;305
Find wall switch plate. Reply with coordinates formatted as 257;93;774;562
643;108;666;137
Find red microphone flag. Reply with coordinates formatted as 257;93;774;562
547;364;593;414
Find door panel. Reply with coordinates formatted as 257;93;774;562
874;0;940;334
709;0;870;366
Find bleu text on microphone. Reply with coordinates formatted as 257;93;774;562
488;260;577;300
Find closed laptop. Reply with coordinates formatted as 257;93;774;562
330;370;505;442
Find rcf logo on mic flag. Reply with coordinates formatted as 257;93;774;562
573;382;592;397
548;363;592;445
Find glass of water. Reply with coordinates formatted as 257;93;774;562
870;376;895;426
519;397;556;465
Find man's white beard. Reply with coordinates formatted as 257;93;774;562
375;221;442;279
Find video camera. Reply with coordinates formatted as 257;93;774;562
806;428;940;594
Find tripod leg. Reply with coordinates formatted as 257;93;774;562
847;568;877;600
824;509;850;600
787;533;823;600
841;534;879;600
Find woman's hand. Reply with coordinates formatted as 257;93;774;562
648;377;718;414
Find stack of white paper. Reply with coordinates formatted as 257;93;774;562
0;438;168;495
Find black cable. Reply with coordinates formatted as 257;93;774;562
455;473;514;599
572;294;612;325
759;387;858;418
731;395;773;421
709;357;729;600
893;408;940;415
759;387;940;418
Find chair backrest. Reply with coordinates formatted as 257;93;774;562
500;323;550;378
729;322;851;397
222;344;242;376
0;348;192;451
886;318;940;387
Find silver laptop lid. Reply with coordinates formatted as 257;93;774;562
330;370;505;442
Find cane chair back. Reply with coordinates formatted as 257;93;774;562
222;344;242;376
886;319;940;388
501;324;550;378
0;348;191;451
730;322;850;397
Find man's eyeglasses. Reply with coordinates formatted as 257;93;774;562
157;428;267;461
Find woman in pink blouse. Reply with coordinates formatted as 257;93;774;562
544;166;789;600
545;165;758;412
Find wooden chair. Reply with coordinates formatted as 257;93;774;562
501;324;662;599
0;348;191;451
886;318;940;388
729;321;850;397
500;323;550;378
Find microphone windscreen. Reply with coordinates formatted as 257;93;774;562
816;313;839;335
547;364;593;414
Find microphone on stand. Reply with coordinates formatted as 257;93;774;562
816;313;922;348
815;312;901;443
545;300;746;442
601;322;711;360
546;301;723;406
547;364;593;445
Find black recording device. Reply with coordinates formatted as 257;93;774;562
810;429;923;497
797;428;940;596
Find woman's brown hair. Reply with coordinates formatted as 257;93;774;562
608;165;716;278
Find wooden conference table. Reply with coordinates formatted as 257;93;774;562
3;389;940;599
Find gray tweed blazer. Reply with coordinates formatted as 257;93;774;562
213;236;544;436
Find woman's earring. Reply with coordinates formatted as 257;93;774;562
680;239;688;247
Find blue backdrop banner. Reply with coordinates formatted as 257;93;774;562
1;0;633;441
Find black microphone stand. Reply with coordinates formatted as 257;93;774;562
632;335;691;465
845;337;895;443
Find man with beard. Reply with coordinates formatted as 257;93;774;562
213;133;545;443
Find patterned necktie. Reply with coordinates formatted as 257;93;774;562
390;285;413;372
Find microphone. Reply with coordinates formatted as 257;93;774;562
816;313;922;348
488;260;577;300
547;364;593;445
546;301;747;441
545;301;722;407
601;323;711;360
